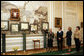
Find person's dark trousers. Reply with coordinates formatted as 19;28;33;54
74;38;80;51
57;39;63;51
60;40;63;51
2;34;6;53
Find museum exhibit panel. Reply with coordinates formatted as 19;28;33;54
1;1;83;55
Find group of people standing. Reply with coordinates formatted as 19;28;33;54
44;26;82;52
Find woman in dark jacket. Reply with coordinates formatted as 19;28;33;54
66;27;72;51
47;29;54;52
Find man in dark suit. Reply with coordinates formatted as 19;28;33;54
57;27;63;51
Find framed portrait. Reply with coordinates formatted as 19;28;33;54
10;24;19;33
1;20;9;31
20;22;29;31
30;24;38;33
42;22;49;30
55;17;62;28
81;22;83;28
10;9;20;21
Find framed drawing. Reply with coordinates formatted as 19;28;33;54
30;24;38;33
1;20;9;31
42;22;49;30
20;22;29;31
10;9;20;21
10;24;19;33
81;22;83;28
55;17;62;28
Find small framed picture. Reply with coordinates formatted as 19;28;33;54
42;22;49;30
10;9;20;21
81;22;83;28
20;22;29;31
10;24;19;33
55;17;62;28
30;24;38;33
1;20;9;31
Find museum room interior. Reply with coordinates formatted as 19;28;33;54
1;1;83;55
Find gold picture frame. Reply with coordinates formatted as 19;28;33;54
10;9;20;21
55;17;62;28
81;22;83;28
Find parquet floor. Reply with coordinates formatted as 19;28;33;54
2;45;83;55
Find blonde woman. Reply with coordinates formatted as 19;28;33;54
66;27;72;51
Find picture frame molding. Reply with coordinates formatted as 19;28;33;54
41;22;49;31
10;9;20;21
20;22;29;31
30;24;38;33
1;20;9;31
10;23;19;33
55;17;62;28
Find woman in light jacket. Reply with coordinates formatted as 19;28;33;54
74;26;81;52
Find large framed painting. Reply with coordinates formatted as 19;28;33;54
10;24;19;33
42;22;49;30
1;20;9;31
20;22;29;31
10;9;20;21
55;17;62;28
30;24;38;33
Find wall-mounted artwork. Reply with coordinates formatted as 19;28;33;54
1;1;48;34
10;9;20;21
42;22;49;30
34;6;48;34
55;17;62;28
20;22;29;31
10;24;19;33
81;22;83;28
30;24;38;33
1;20;9;31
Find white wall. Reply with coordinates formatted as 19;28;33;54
48;1;83;45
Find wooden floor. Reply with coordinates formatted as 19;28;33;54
2;45;83;55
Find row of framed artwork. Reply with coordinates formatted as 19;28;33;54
1;20;49;33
